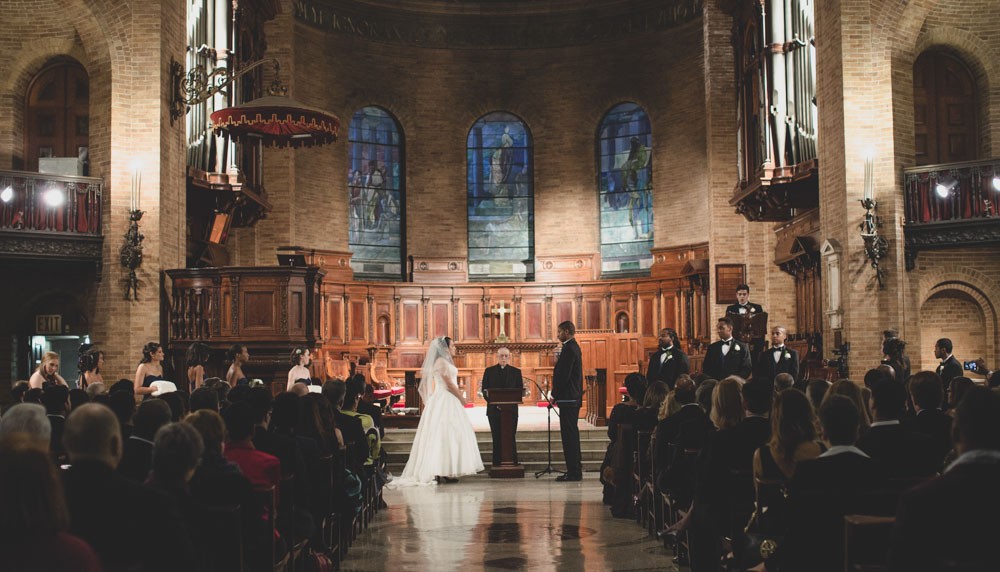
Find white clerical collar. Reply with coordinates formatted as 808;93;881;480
946;449;1000;473
662;346;673;351
940;354;952;364
820;445;870;459
871;420;901;427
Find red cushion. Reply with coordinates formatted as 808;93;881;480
464;402;475;408
390;387;405;396
372;389;392;399
536;401;551;407
391;401;406;408
618;386;628;394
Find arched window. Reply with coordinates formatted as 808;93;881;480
347;107;405;280
914;50;978;166
597;103;653;276
25;59;89;173
467;112;534;281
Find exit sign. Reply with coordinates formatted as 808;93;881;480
35;314;62;334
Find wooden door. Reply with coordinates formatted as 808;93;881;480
914;51;978;166
25;60;89;172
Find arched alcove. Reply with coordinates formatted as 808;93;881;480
918;285;994;373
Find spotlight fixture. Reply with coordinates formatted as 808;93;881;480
935;175;957;199
43;187;65;208
0;186;12;203
992;175;1000;192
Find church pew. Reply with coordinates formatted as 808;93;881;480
844;514;895;572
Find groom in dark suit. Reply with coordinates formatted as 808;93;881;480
703;316;752;380
552;321;583;481
646;327;689;389
482;347;524;466
754;325;800;384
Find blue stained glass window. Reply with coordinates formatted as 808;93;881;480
598;103;653;276
348;107;404;280
467;112;534;281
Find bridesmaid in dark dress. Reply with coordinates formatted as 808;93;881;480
133;342;165;400
226;344;250;387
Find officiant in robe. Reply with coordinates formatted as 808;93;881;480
482;347;524;466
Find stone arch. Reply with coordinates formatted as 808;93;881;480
916;266;1000;370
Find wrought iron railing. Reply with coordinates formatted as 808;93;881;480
0;170;103;235
903;158;1000;224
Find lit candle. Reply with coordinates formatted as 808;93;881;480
864;158;873;201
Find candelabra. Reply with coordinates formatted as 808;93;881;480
860;157;888;290
120;208;144;300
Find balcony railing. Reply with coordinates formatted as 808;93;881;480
0;170;104;271
902;158;1000;269
0;170;103;234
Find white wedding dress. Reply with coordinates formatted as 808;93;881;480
389;356;484;486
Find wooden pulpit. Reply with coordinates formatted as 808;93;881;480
485;387;524;478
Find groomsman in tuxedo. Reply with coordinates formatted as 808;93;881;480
703;317;752;380
552;321;583;481
646;328;690;389
725;283;764;317
934;338;963;392
754;326;800;384
482;347;524;466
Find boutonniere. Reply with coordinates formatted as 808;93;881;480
749;307;756;314
664;353;674;362
783;352;791;360
733;344;741;352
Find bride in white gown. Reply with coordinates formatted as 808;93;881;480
387;336;484;486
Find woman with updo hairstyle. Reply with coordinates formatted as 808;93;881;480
0;434;102;571
754;388;823;483
77;349;104;390
286;346;312;391
133;342;165;399
185;342;211;392
225;344;249;387
29;351;68;389
881;337;910;385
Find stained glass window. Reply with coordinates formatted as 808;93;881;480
467;112;534;281
598;103;653;276
348;107;404;280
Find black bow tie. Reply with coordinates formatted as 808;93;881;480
774;346;785;351
722;340;733;346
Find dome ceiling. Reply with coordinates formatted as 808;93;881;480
293;0;704;49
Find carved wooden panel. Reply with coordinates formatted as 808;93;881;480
640;295;654;336
402;303;419;340
350;301;366;340
433;303;449;338
463;302;480;340
327;299;341;341
291;291;303;332
556;301;573;326
525;302;543;339
244;291;275;329
585;300;602;330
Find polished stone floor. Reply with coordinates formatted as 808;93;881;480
341;474;681;572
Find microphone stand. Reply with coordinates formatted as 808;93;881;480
529;376;566;479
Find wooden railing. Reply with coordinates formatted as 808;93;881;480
586;368;608;427
0;170;102;235
902;158;1000;269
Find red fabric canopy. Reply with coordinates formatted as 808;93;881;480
210;95;339;148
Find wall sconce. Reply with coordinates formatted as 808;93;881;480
860;158;888;290
119;167;144;300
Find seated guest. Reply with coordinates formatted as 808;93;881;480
771;395;878;572
947;376;975;413
823;379;871;437
857;379;939;478
753;389;824;483
906;371;953;464
224;401;281;489
608;373;646;441
42;384;70;459
889;387;1000;572
118;398;172;482
0;402;51;450
774;372;794;394
341;383;381;467
805;379;830;412
8;380;30;408
351;374;384;438
0;433;102;572
108;389;137;439
298;393;345;456
83;382;105;399
696;379;719;416
864;367;892;390
636;380;670;431
23;387;43;404
189;386;220;413
62;404;196;572
68;388;90;411
656;378;706;447
247;388;311;510
159;391;189;422
323;380;367;472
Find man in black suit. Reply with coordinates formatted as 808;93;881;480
117;398;171;482
857;378;940;478
62;404;196;572
646;328;690;389
753;325;799;385
482;347;524;466
776;395;880;572
702;317;752;380
933;337;963;392
906;371;953;465
724;283;764;317
889;386;1000;572
552;321;583;481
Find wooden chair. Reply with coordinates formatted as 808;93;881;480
277;474;308;570
844;514;895;572
252;484;290;572
632;429;653;526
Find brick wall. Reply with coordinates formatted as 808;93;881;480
919;290;987;375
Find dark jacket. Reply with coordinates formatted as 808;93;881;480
645;346;690;389
725;302;764;316
906;408;953;465
695;415;771;514
702;339;752;380
857;422;941;478
63;459;197;572
357;400;384;437
552;338;583;404
936;355;963;391
117;435;154;482
482;363;524;416
753;346;800;384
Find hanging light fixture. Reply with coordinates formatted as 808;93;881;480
170;57;339;148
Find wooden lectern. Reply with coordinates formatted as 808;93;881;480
485;387;524;478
